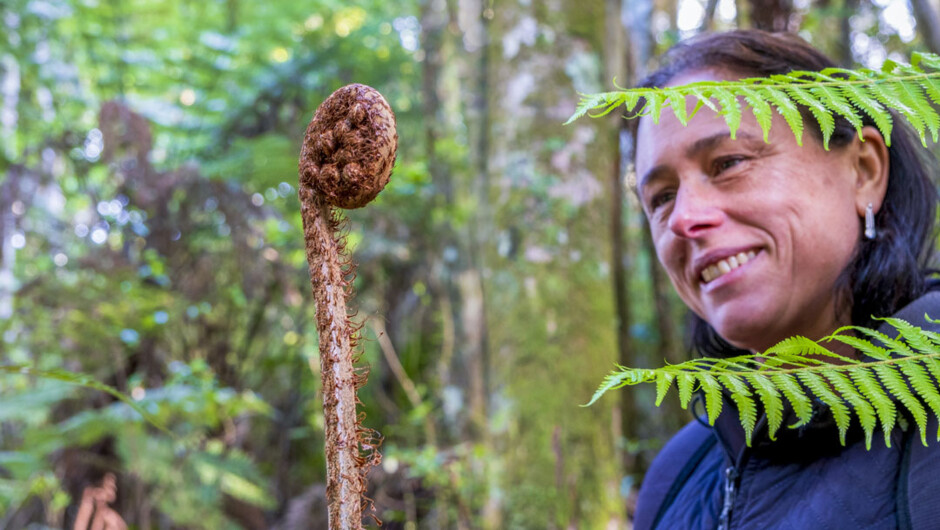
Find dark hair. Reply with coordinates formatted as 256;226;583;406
633;30;939;357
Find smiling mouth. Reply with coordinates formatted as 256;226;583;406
700;250;758;284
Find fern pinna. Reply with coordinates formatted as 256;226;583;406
566;52;940;149
586;318;940;450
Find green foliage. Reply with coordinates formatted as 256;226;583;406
567;52;940;149
0;364;168;434
587;318;940;451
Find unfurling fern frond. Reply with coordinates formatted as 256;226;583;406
585;318;940;450
565;52;940;149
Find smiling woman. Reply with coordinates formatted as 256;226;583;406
637;87;890;354
629;31;940;530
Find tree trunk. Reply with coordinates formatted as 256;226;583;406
911;0;940;55
746;0;794;31
836;0;858;66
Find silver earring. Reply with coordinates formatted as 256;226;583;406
865;202;876;240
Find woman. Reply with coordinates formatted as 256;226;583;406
632;31;940;529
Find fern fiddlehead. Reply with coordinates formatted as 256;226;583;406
299;84;396;529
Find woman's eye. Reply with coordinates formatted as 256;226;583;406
650;191;675;211
714;156;746;174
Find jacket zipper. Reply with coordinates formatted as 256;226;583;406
717;465;738;530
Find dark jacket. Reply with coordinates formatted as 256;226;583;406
635;291;940;530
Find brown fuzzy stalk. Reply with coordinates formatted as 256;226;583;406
299;84;397;528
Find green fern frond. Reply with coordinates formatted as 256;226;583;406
586;318;940;449
567;53;940;148
1;364;170;435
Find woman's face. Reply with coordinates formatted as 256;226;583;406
635;69;887;352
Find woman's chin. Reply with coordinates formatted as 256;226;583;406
709;311;782;353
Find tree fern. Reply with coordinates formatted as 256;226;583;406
585;318;940;450
566;51;940;149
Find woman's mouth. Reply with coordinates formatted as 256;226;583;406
700;250;758;284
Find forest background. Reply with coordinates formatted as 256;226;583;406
1;0;936;528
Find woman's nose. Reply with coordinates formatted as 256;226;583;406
666;185;724;238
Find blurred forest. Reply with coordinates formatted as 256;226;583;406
0;0;935;528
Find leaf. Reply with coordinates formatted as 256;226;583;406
811;83;863;137
748;373;784;440
699;373;723;425
0;365;170;435
825;333;891;360
713;89;742;139
645;91;667;124
853;325;915;356
761;86;805;146
771;373;814;427
583;366;655;407
897;360;940;441
880;317;935;353
826;371;876;450
892;80;939;142
869;82;928;146
874;364;928;445
739;87;773;142
585;318;940;450
786;86;835;148
798;371;851;444
655;372;675;407
832;77;894;145
851;367;896;448
677;372;696;408
720;374;756;444
565;52;940;150
667;88;689;126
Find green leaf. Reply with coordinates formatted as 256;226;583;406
748;373;784;440
0;365;170;435
583;367;656;407
851;367;897;448
655;372;675;407
699;373;723;425
677;372;696;408
811;83;864;137
713;89;742;139
786;86;835;149
874;364;928;445
798;371;850;444
897;360;940;441
565;52;940;151
761;86;805;146
739;87;773;142
772;373;814;427
586;318;940;450
720;374;755;444
646;91;667;124
667;88;689;126
826;371;876;450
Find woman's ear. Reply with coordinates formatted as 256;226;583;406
854;125;890;215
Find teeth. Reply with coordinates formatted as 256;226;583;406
701;250;757;284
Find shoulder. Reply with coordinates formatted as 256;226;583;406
634;421;717;530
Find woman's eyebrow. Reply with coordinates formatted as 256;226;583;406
685;130;761;158
638;130;763;192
